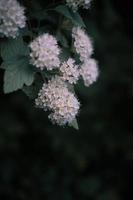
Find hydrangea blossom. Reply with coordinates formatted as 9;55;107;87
80;58;99;87
0;0;26;38
35;76;80;126
60;58;80;84
29;34;61;71
72;26;93;62
66;0;91;11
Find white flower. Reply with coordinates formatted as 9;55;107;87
35;76;80;126
35;76;67;110
48;90;80;125
60;58;80;84
0;0;26;38
80;58;99;87
66;0;91;11
72;26;93;62
29;34;61;71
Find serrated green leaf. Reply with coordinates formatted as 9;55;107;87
55;5;85;27
69;119;79;130
4;57;35;93
0;37;29;60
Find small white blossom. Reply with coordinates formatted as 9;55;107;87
60;58;80;84
48;91;80;125
35;76;80;126
72;26;93;62
80;58;99;87
0;0;26;38
29;34;61;71
66;0;91;11
36;76;67;110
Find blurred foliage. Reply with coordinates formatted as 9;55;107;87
0;0;133;199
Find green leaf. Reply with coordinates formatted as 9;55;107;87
22;84;39;99
4;57;35;93
69;119;79;130
55;5;85;27
62;19;73;31
0;62;6;69
19;27;32;37
22;75;43;99
56;31;69;48
0;37;29;60
55;5;71;19
59;48;70;62
69;10;86;28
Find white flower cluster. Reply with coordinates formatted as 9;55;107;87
33;27;99;126
66;0;91;11
72;26;99;87
35;76;80;126
80;59;99;86
60;58;80;84
0;0;26;38
72;26;93;62
0;0;99;128
29;34;61;71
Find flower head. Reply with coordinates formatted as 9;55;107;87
80;58;99;87
0;0;26;38
35;76;80;126
29;34;61;70
66;0;91;11
72;26;93;62
60;58;80;84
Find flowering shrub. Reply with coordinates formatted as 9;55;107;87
0;0;99;129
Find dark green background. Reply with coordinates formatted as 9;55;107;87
0;0;133;199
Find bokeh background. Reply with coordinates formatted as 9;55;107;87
0;0;133;199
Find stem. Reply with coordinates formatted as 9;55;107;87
27;19;34;41
57;15;64;33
